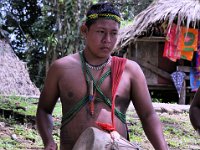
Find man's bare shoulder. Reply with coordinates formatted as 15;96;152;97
125;59;142;74
50;53;80;69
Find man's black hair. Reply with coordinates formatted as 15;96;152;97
85;2;121;28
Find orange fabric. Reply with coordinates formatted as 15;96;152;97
178;27;198;51
163;24;181;61
178;27;198;61
163;24;198;62
180;51;194;61
96;122;115;131
96;56;127;132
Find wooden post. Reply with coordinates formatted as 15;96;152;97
179;80;186;104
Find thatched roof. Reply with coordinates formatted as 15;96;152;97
117;0;200;49
0;40;40;97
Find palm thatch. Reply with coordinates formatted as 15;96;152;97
0;40;40;97
117;0;200;49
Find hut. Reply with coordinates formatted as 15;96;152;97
0;40;40;97
117;0;200;104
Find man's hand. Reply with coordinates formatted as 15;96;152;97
44;142;57;150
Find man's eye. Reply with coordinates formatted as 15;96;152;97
112;32;117;35
111;32;118;37
97;30;104;34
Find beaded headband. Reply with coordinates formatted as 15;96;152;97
86;13;121;24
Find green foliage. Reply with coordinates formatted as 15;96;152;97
160;113;200;149
14;124;38;142
0;116;44;149
127;110;200;149
152;98;163;103
1;0;41;52
0;95;38;116
0;136;19;149
0;95;62;118
0;0;153;89
0;96;61;149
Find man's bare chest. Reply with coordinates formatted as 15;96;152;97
58;71;112;99
58;70;131;114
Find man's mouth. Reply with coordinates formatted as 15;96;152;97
101;47;110;51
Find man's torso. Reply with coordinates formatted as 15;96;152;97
55;53;132;149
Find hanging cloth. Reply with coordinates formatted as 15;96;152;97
177;26;198;61
163;23;181;61
196;30;200;73
171;71;186;98
190;67;200;92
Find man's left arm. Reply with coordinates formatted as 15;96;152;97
129;61;168;150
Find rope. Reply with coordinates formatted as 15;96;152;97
61;96;88;129
61;52;113;128
61;52;127;129
81;52;126;123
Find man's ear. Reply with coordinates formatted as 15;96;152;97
80;23;88;38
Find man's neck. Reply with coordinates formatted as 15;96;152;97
83;50;111;67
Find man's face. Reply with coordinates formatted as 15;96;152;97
85;18;120;58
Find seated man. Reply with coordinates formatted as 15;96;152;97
36;2;168;150
190;87;200;135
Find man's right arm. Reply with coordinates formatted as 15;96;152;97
36;62;60;150
189;87;200;133
128;61;168;149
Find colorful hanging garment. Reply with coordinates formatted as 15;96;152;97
177;27;198;61
163;24;181;61
196;52;200;73
171;71;186;98
190;67;200;92
197;29;200;51
180;51;194;61
196;30;200;73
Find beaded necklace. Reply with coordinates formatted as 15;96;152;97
82;52;111;70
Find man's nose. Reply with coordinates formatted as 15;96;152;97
103;33;111;43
